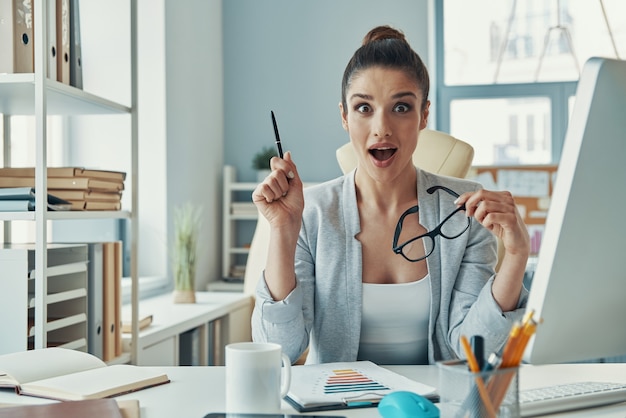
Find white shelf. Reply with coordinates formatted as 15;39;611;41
56;337;87;351
0;74;131;115
28;313;87;336
28;288;87;308
29;261;88;279
229;182;258;191
230;213;259;221
0;210;132;222
222;165;258;281
47;313;87;333
229;247;250;254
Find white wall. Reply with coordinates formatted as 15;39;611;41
164;0;224;289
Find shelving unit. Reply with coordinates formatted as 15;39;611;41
221;165;258;281
0;0;138;364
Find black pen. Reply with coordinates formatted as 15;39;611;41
470;335;485;371
271;110;284;158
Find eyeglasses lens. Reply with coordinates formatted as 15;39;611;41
439;208;470;239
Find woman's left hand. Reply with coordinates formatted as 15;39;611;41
456;189;530;311
456;189;530;259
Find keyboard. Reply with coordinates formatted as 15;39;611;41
520;381;626;416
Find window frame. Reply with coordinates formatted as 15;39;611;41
434;0;578;164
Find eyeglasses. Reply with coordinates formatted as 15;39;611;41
392;185;471;262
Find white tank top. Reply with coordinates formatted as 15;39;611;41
357;275;431;365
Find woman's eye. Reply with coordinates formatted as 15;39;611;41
394;103;411;113
355;103;371;113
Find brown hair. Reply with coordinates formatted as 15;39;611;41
341;25;430;112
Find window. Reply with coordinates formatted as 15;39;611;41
435;0;626;165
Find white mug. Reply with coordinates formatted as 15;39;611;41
225;342;291;414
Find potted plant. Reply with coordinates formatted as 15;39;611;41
252;146;277;181
172;202;202;303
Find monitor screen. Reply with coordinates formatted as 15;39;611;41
523;57;626;364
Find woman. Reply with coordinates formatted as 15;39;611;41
251;25;530;365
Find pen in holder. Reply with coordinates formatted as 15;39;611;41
437;360;520;418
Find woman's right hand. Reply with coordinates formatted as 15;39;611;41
252;151;304;240
252;151;304;300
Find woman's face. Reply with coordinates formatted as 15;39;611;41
340;66;429;183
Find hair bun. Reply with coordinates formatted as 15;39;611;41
362;25;407;46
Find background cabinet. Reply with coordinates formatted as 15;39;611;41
0;243;88;354
121;292;252;366
0;0;139;364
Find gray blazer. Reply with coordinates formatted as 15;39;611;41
252;168;528;364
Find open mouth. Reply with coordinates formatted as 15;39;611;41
369;147;397;161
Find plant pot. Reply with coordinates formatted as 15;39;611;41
173;289;196;304
172;203;201;304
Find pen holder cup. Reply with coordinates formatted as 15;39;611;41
437;360;520;418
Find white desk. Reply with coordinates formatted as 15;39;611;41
2;363;625;417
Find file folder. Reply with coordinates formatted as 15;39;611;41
69;0;82;88
102;242;116;361
56;0;70;84
0;0;34;74
114;241;122;357
47;0;57;79
87;243;104;360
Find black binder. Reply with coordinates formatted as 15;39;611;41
69;0;82;88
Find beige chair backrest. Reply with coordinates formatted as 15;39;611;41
336;128;474;179
243;128;475;296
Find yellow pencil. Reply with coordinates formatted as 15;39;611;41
500;321;523;368
488;315;530;409
492;314;543;410
461;335;481;372
511;317;541;366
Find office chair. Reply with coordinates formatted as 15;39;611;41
242;129;475;361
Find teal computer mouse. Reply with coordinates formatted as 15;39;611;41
378;391;440;418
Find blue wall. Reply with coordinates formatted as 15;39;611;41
223;0;430;183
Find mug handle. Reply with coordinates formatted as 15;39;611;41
280;353;291;398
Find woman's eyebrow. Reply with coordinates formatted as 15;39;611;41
392;91;418;100
349;91;418;101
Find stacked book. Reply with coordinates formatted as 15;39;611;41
0;167;126;211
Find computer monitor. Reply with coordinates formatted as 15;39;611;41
523;57;626;364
